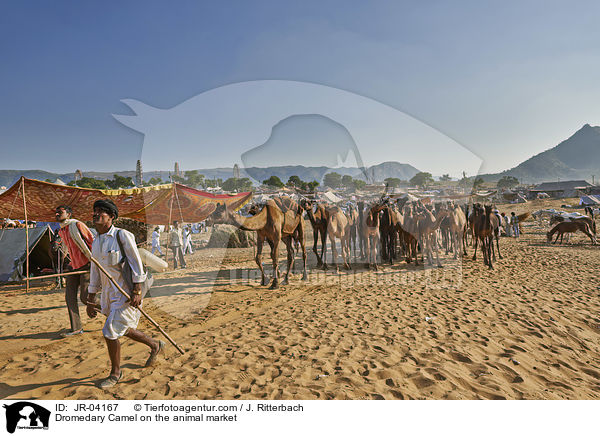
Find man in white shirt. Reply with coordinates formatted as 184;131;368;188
86;199;164;389
168;221;186;268
151;226;163;255
182;225;193;255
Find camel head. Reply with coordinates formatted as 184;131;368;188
210;202;230;224
546;231;553;242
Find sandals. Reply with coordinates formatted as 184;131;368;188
145;340;166;367
98;371;123;389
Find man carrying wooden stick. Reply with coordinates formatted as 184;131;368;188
55;205;94;337
86;199;164;389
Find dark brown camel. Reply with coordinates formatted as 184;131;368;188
472;204;501;269
300;199;329;267
547;221;596;245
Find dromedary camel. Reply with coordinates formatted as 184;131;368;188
211;197;307;289
547;221;596;245
401;203;421;265
380;203;401;265
445;203;468;258
323;205;351;271
300;199;329;267
472;204;501;269
415;204;445;267
360;202;385;270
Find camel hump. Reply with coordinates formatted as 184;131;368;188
281;210;299;233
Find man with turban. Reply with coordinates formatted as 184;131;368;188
86;199;164;389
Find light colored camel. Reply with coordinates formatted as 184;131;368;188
360;202;385;270
445;203;468;258
415;205;445;267
401;203;420;265
323;205;351;271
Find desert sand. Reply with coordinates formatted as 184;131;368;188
1;198;600;400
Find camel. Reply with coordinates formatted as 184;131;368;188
300;199;329;267
323;205;351;271
379;203;402;265
547;221;596;245
549;214;596;235
472;204;501;269
401;203;421;265
442;203;468;259
344;204;359;258
360;202;385;270
211;197;307;289
415;204;446;267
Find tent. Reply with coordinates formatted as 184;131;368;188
0;177;252;224
0;226;54;282
321;191;343;203
580;195;600;205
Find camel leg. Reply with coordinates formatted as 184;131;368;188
320;229;327;269
299;229;308;280
312;230;321;267
281;237;294;286
495;233;502;259
472;235;478;261
269;234;281;290
487;237;494;269
329;233;339;273
371;235;379;271
256;234;268;286
343;234;351;270
553;233;559;244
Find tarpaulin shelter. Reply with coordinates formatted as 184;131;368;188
0;177;252;224
0;177;252;289
0;226;54;282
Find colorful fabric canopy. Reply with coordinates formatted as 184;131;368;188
0;178;252;224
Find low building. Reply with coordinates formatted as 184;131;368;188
528;180;593;198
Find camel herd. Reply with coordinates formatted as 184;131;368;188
210;195;553;288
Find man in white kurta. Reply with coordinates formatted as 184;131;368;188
151;227;163;255
86;199;164;389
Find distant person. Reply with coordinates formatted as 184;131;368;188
86;199;164;389
501;212;512;237
511;212;520;238
183;225;194;255
151;227;163;256
55;205;94;337
169;221;186;268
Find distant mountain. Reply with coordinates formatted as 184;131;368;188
0;161;421;188
482;124;600;183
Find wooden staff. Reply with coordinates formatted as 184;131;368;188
26;270;88;282
21;178;29;293
88;256;185;355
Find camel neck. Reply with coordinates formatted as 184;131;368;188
228;207;267;231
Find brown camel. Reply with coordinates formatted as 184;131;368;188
380;203;404;265
472;204;501;269
300;199;329;267
401;203;420;265
211;197;307;289
549;215;596;235
547;221;596;245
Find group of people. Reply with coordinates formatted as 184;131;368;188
500;211;521;238
150;221;196;269
54;201;163;389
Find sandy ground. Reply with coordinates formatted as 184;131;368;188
1;198;600;400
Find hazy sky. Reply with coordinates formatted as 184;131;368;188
2;1;600;176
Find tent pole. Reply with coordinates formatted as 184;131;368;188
165;181;175;265
21;177;29;293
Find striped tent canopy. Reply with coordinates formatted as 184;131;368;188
0;177;252;224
